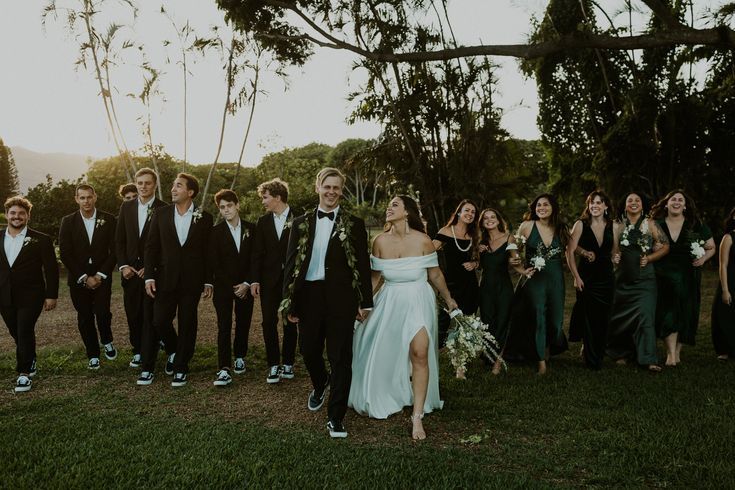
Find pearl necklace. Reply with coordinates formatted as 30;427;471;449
451;225;472;252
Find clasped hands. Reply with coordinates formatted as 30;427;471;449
121;266;145;280
83;274;104;290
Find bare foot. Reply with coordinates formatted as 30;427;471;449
491;360;502;376
648;364;662;373
537;361;547;375
411;413;426;440
717;355;728;361
455;367;466;380
665;354;676;367
615;358;627;366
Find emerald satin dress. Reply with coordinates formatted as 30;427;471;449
507;223;567;361
654;220;712;345
568;222;615;370
712;232;735;357
478;241;513;347
606;217;659;365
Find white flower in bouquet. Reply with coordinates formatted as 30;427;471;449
530;255;546;271
690;239;706;260
443;306;505;377
621;239;630;247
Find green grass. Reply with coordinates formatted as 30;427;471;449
1;270;734;488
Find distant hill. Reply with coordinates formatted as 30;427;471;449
11;147;93;192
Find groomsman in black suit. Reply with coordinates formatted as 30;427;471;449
116;168;169;370
283;167;373;438
0;196;58;392
144;173;213;387
251;178;298;384
59;184;117;369
208;189;255;387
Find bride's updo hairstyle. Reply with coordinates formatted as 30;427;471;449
385;195;426;233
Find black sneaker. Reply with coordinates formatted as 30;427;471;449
103;343;117;361
266;365;280;384
171;373;187;387
88;358;100;370
129;354;142;368
165;353;175;376
307;380;329;411
15;375;32;393
280;364;295;380
213;369;232;387
29;359;37;378
327;420;347;438
233;358;246;375
137;371;154;386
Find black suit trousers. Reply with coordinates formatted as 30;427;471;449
213;290;254;369
69;281;113;358
1;302;42;374
297;280;354;423
121;275;146;353
260;281;297;367
153;289;201;374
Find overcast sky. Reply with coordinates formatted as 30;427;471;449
0;0;547;166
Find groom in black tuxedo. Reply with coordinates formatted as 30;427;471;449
250;178;298;384
144;173;213;387
283;167;372;438
0;196;58;392
115;167;169;371
59;184;117;369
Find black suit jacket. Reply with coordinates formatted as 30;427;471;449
144;204;213;293
209;219;255;291
250;208;296;290
283;209;373;317
0;228;59;307
59;210;116;286
115;197;169;271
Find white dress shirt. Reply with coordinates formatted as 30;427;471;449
174;203;194;246
273;206;290;240
228;218;242;253
305;206;338;281
81;210;97;244
138;197;155;237
4;226;28;267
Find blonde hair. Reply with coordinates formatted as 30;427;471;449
315;167;346;188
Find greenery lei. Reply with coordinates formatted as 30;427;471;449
279;211;363;316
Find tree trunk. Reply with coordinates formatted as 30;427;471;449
231;62;260;189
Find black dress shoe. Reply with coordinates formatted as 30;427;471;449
327;420;347;438
307;380;329;411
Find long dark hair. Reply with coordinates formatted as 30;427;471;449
384;195;426;233
445;199;479;238
580;190;614;227
524;193;569;247
650;189;701;229
619;191;650;223
477;207;509;246
724;207;735;235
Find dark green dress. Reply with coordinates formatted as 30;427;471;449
712;232;735;357
606;217;659;365
655;220;712;345
569;222;615;370
507;223;567;361
435;233;479;346
479;241;513;347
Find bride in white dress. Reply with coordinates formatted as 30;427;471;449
349;196;457;440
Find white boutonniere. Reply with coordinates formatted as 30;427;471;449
22;236;38;247
284;218;293;230
95;218;106;228
192;208;203;224
146;206;154;222
242;228;250;241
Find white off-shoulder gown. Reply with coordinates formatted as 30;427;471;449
348;253;444;419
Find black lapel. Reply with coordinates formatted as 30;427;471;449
75;212;92;251
279;210;293;245
182;206;198;246
325;211;344;257
167;206;181;248
0;230;10;269
139;199;155;238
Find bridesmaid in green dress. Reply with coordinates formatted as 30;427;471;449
476;208;514;375
650;190;716;366
712;208;735;360
506;194;569;375
566;191;615;370
607;192;669;372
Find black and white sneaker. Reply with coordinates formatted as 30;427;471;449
29;359;37;378
266;365;280;384
129;354;142;368
233;358;246;375
327;420;347;438
137;371;154;386
88;358;100;370
15;375;32;393
213;369;232;387
171;373;187;387
165;353;175;376
280;364;295;380
103;343;117;360
307;381;329;411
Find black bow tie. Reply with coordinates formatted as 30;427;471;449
317;210;335;221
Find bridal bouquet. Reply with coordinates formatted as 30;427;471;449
688;233;706;260
445;309;505;377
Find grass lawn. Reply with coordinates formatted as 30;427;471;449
1;269;734;488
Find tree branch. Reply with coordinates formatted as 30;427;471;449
639;0;681;29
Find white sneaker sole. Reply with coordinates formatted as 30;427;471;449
233;368;246;375
137;378;153;386
171;380;187;387
328;429;347;438
104;353;117;361
88;365;100;370
267;377;281;384
15;385;31;393
213;380;232;386
280;373;294;379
